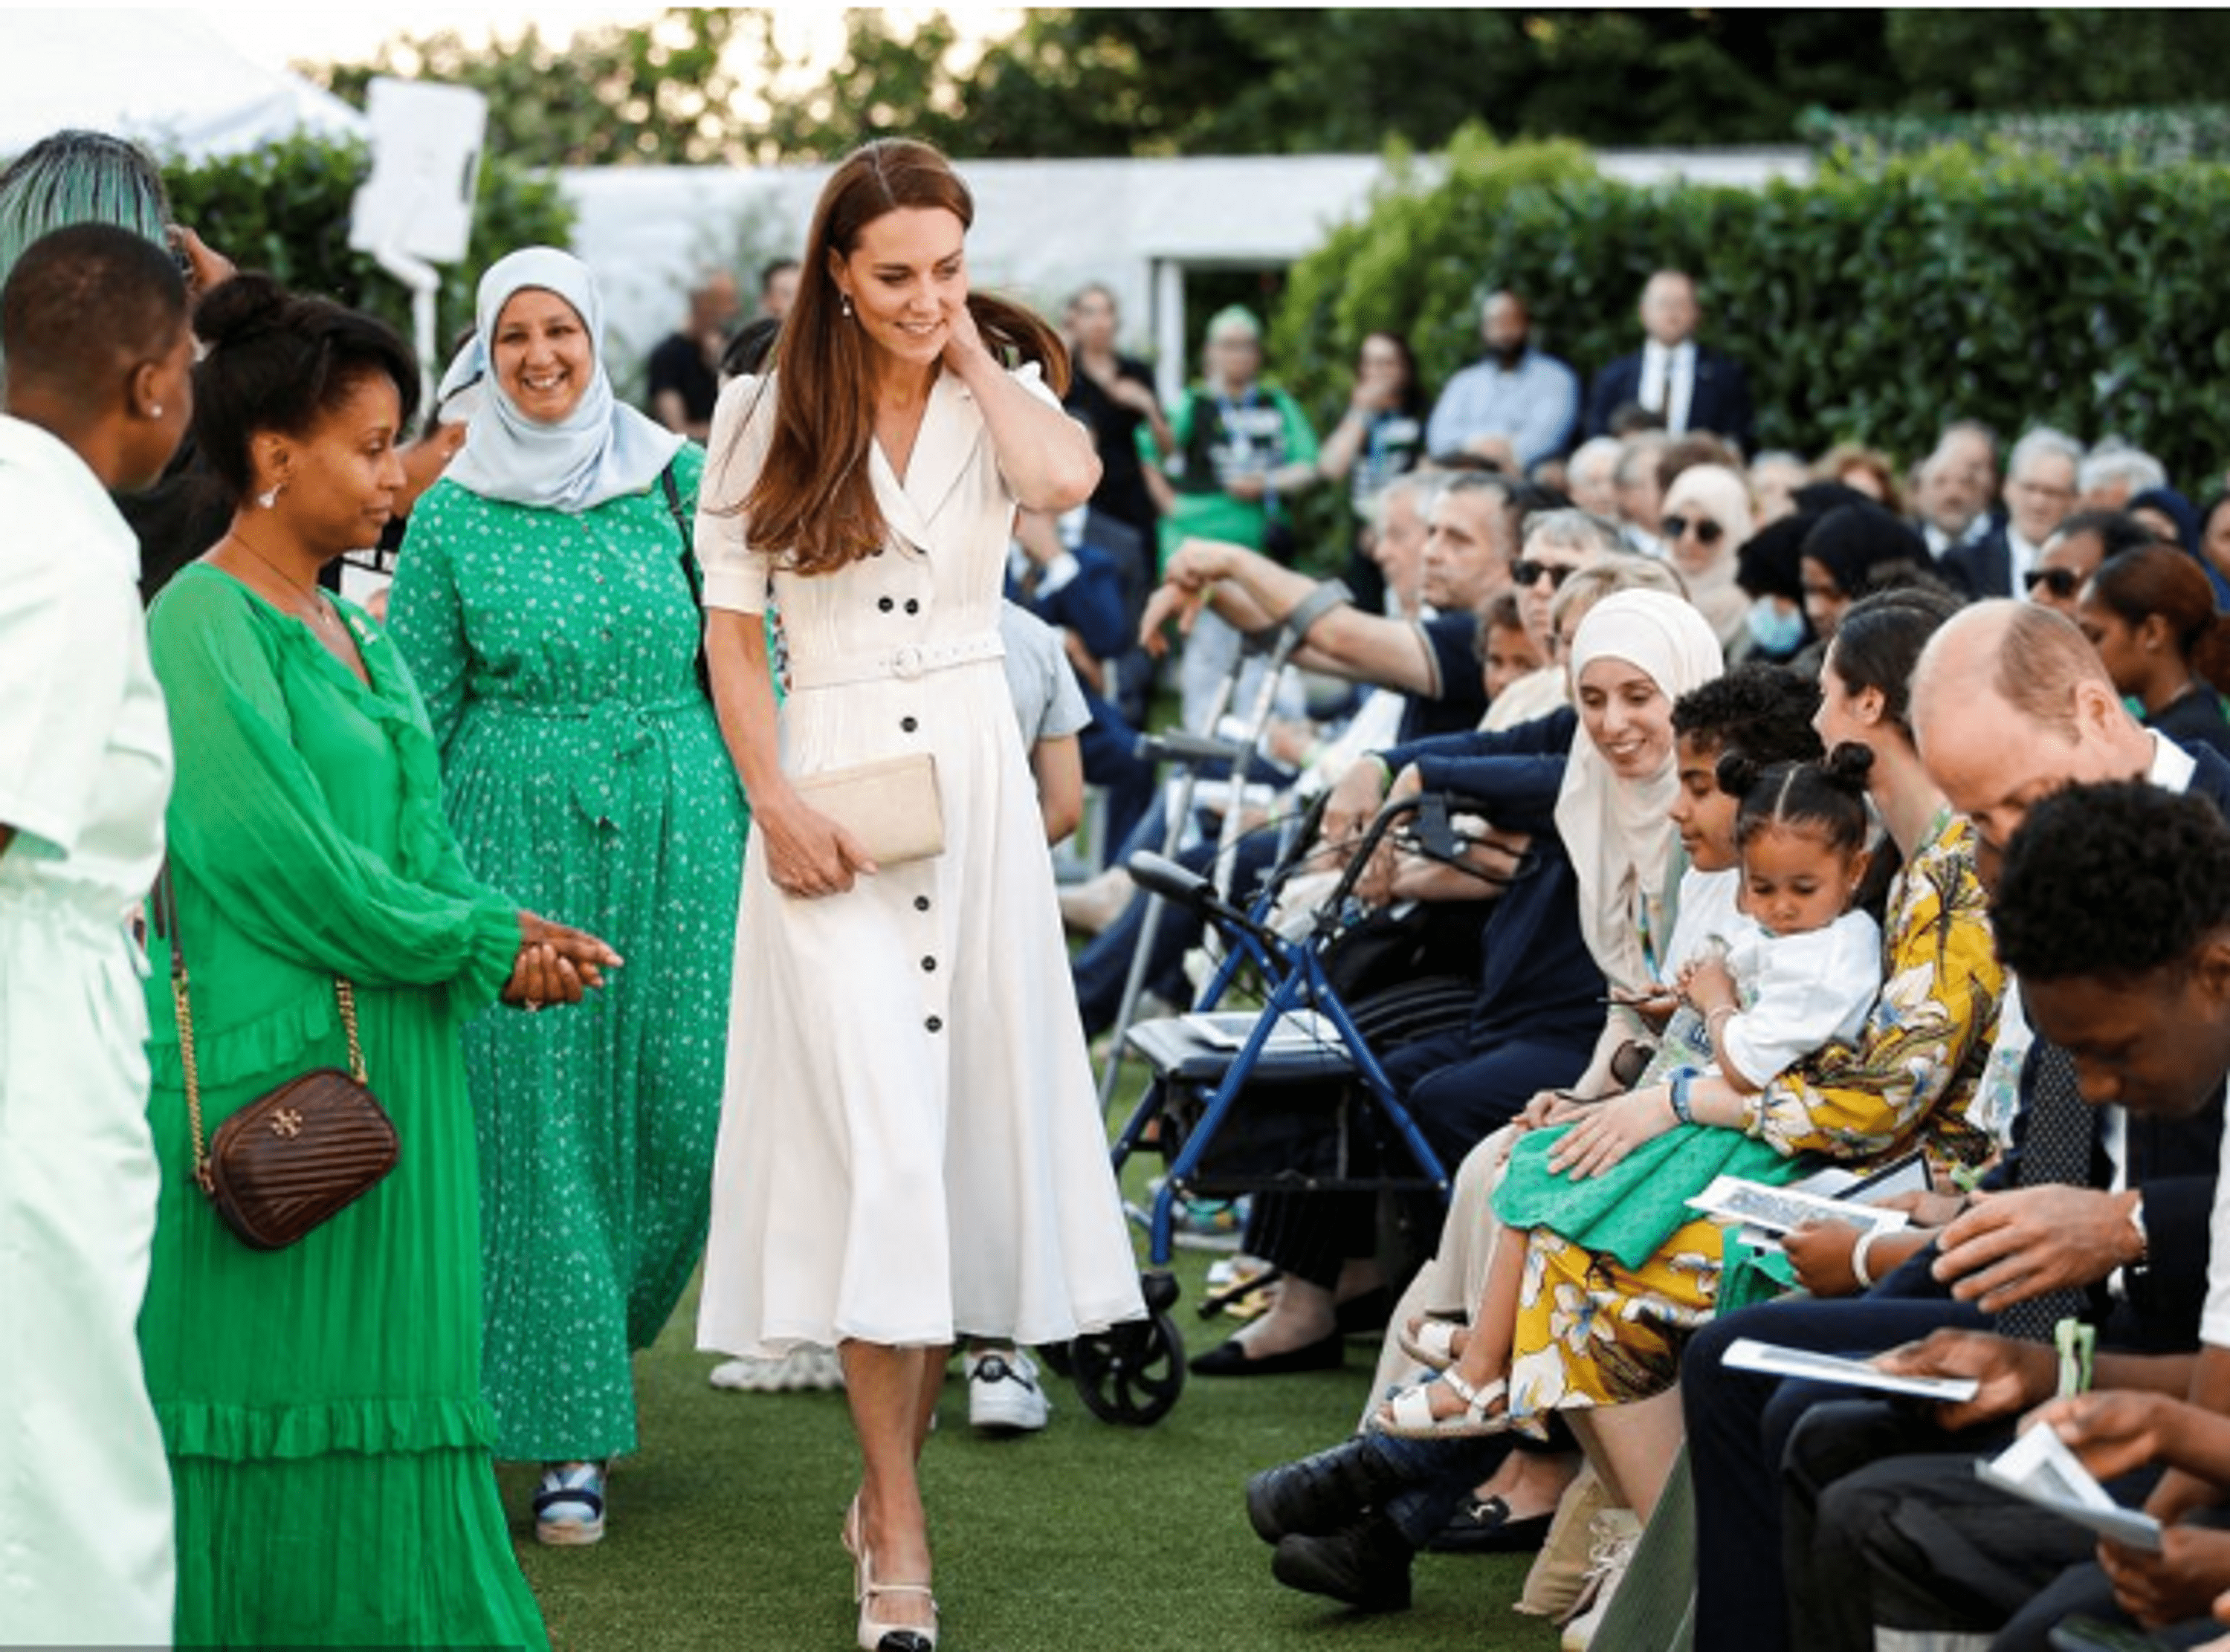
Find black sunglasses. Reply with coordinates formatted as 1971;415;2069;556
2024;566;2081;598
1510;558;1578;589
1661;514;1724;546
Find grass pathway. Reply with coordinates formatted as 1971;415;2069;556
502;1243;1562;1652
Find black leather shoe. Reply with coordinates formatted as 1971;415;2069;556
1270;1515;1415;1613
1424;1493;1554;1555
1333;1286;1394;1338
1245;1436;1408;1544
1189;1329;1344;1378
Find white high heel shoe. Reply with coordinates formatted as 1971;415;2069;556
856;1549;937;1651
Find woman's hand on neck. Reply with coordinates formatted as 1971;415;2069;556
937;298;1004;398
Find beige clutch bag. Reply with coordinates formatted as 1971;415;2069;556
792;752;946;866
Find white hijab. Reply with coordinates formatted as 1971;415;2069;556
439;247;683;513
1555;589;1726;994
1661;463;1756;654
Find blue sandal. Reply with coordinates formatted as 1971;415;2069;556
534;1461;607;1546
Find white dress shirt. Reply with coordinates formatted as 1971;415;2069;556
1640;339;1698;433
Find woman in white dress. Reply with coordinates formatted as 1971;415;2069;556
694;138;1143;1652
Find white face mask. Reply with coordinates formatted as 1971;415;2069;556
1747;596;1806;657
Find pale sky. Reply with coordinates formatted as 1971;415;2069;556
195;4;707;69
179;4;1013;74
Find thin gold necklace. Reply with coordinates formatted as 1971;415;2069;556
227;529;340;633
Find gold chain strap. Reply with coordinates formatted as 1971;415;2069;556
161;864;364;1185
172;962;213;1195
334;977;367;1084
172;953;362;1192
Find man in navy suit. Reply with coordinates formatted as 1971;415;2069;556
1682;600;2230;1652
1582;269;1755;452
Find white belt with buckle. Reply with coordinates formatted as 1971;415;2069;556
788;631;1006;690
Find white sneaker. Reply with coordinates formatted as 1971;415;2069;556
965;1348;1050;1434
1558;1509;1641;1651
708;1346;846;1392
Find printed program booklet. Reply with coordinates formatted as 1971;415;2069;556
1974;1425;2163;1552
1721;1337;1979;1404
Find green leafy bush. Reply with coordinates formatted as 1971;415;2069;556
1273;128;2230;487
156;131;574;359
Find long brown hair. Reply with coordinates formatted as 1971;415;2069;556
736;138;1069;576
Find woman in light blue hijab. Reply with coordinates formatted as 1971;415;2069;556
389;247;749;1547
440;247;683;511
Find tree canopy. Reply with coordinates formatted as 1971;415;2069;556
301;8;2230;168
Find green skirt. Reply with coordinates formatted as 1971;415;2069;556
1494;1120;1799;1271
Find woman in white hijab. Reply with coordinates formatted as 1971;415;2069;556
1209;589;1724;1376
1659;462;1756;656
388;248;749;1546
1557;584;1728;1093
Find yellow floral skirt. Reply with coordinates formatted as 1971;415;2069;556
1505;1216;1728;1419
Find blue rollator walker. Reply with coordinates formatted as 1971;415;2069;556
1061;790;1484;1425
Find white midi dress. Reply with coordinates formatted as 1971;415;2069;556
694;366;1144;1355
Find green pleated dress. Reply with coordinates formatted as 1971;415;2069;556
390;447;747;1462
140;565;546;1648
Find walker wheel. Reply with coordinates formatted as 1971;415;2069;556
1070;1309;1185;1427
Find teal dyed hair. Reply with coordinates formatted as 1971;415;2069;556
0;129;170;294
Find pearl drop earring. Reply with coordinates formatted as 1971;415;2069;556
840;293;854;318
256;482;282;510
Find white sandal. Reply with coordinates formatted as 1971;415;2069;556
1397;1316;1467;1370
1368;1369;1510;1439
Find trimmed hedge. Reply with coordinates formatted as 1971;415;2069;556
1802;103;2230;166
156;132;574;359
1272;128;2230;488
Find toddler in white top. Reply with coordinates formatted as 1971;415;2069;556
1374;744;1887;1436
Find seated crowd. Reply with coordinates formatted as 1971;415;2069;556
1073;271;2230;1652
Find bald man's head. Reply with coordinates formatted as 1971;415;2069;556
1912;600;2153;855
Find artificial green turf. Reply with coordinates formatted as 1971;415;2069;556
502;1243;1562;1651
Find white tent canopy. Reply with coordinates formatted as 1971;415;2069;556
0;8;366;161
561;148;1812;402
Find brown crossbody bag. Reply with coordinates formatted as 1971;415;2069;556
155;869;400;1250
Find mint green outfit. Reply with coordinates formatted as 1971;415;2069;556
140;565;544;1648
390;444;746;1462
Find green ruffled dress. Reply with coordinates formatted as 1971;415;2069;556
139;566;546;1648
